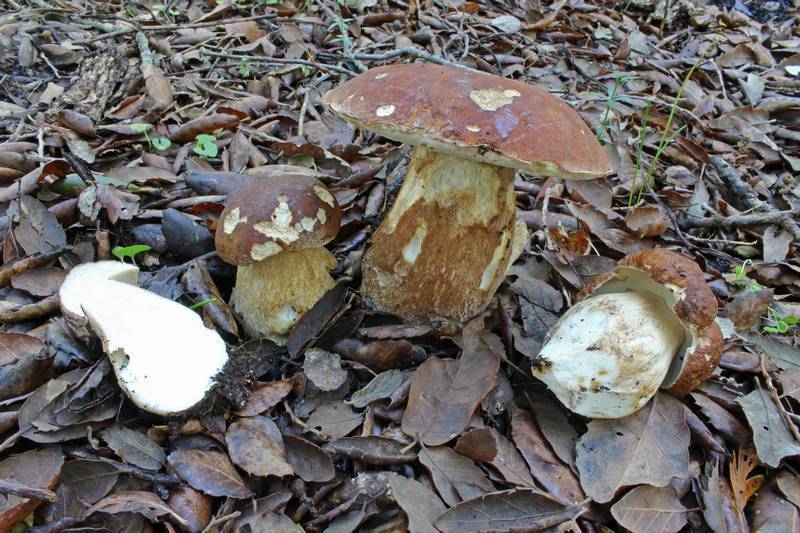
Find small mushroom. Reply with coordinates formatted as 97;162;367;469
59;263;229;416
533;249;724;419
214;173;342;343
323;63;610;322
59;260;139;341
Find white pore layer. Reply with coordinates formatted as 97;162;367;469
59;261;139;321
534;291;685;418
79;280;229;415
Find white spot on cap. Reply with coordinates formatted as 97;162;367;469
317;208;327;224
251;241;283;261
299;217;316;232
376;104;396;117
466;125;481;132
374;73;388;79
469;88;521;111
253;201;300;244
223;207;247;234
402;222;427;264
314;185;335;207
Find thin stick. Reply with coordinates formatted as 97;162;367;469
351;47;483;73
0;479;57;502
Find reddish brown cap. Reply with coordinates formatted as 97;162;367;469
215;174;341;266
322;63;611;180
581;248;724;396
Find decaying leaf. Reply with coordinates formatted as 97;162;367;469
225;416;293;477
418;446;494;507
576;393;690;503
0;447;64;531
100;426;166;471
729;441;765;512
86;490;187;527
168;449;253;498
737;381;800;467
390;474;447;533
610;485;687;533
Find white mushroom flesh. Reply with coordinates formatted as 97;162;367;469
79;280;229;416
59;261;139;321
533;291;685;419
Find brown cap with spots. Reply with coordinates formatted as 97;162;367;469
215;174;341;266
322;63;611;180
580;248;724;396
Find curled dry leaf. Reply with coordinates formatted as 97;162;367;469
225;416;293;477
576;393;690;503
402;323;500;445
610;485;687;533
85;490;187;528
237;379;293;417
624;206;669;237
168;449;253;499
169;114;241;143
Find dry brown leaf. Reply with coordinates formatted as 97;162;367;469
0;447;64;531
225;416;293;477
168;450;253;499
389;474;446;533
455;428;535;487
729;441;765;512
610;485;687;533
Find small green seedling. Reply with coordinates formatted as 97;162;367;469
764;307;799;335
112;244;151;265
194;134;219;158
189;298;218;310
239;58;252;77
130;123;171;152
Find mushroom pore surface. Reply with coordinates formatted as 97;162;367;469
534;290;685;419
232;247;337;343
361;145;517;322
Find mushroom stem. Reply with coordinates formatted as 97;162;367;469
362;145;518;321
232;247;337;343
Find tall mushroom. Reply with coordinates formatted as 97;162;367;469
323;63;610;322
215;173;342;343
533;249;724;418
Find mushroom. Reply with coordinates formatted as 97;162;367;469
214;173;342;343
59;260;139;341
59;263;229;416
322;63;610;321
533;249;724;419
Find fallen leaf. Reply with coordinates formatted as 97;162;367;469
576;393;690;503
225;416;293;477
284;435;335;483
0;447;64;531
348;369;404;408
303;348;348;392
59;459;119;504
86;490;187;527
729;441;765;513
610;485;687;533
237;380;293;416
168;449;253;498
529;398;579;469
418;446;494;507
305;400;362;440
455;428;535;487
0;332;51;401
167;486;212;533
701;455;745;533
434;489;585;533
750;479;800;532
101;426;166;471
390;474;446;533
402;322;500;445
691;393;751;448
510;403;584;503
725;289;773;332
737;381;800;467
624;206;669;237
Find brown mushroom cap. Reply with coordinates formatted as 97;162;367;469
580;248;724;396
322;63;611;180
215;174;342;266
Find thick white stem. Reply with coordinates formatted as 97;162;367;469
361;145;518;321
232;247;337;343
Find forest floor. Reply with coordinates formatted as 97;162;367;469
1;0;800;531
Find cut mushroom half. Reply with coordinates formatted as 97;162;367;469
532;249;724;419
323;63;610;322
60;264;229;416
59;261;139;341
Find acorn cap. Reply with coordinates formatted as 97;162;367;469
580;248;724;396
215;174;342;266
322;63;611;180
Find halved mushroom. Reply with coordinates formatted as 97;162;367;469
533;249;724;419
323;63;610;322
59;261;139;341
59;263;229;416
214;173;342;343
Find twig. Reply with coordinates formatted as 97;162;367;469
200;49;356;77
760;356;800;445
0;294;59;323
350;47;483;73
67;450;182;486
283;400;327;439
682;210;800;232
202;511;241;532
0;479;57;502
